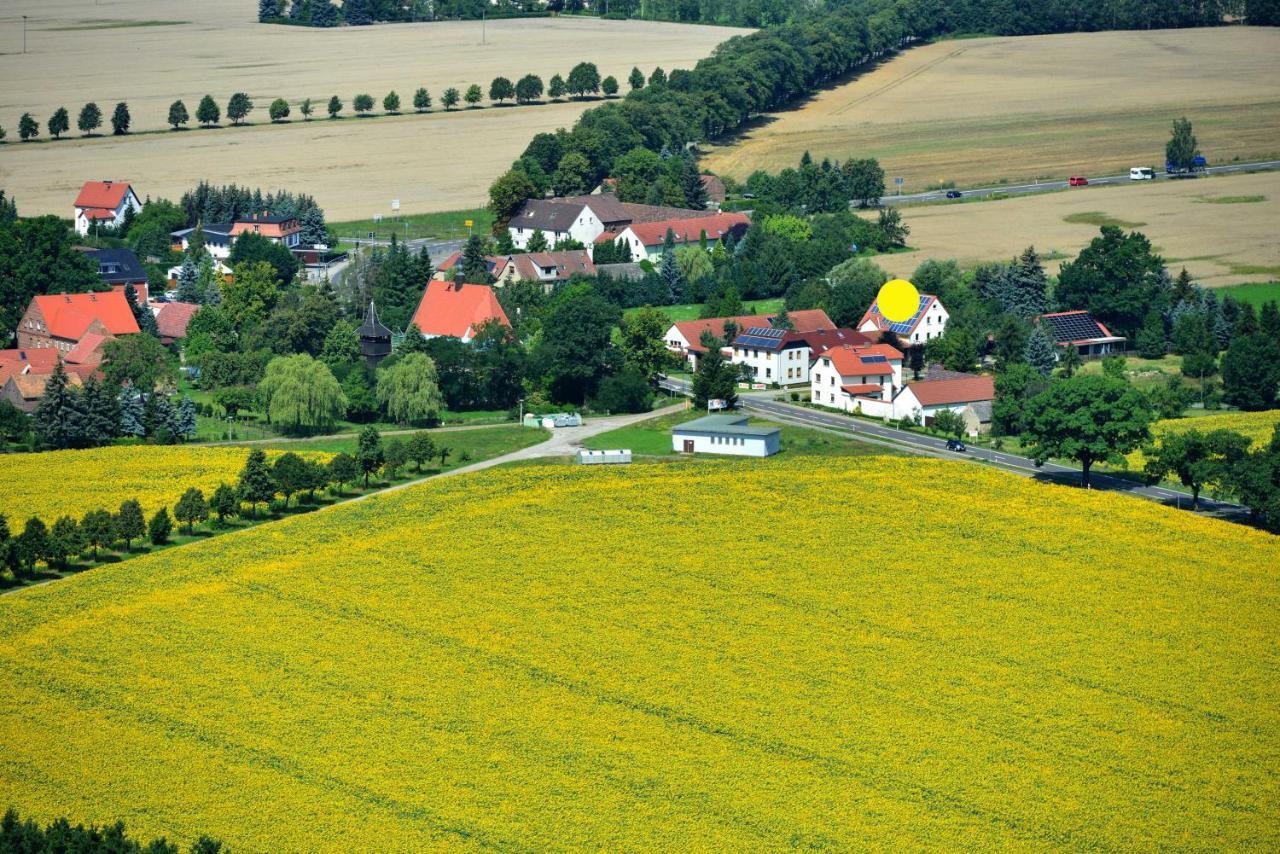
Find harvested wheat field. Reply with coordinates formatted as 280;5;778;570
703;27;1280;190
878;170;1280;287
0;1;745;218
1;458;1278;849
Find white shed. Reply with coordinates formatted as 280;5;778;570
671;414;780;457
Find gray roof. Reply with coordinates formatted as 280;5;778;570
596;262;645;281
511;199;588;233
87;248;147;284
672;414;780;438
171;223;234;245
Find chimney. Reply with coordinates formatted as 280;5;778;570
453;265;464;290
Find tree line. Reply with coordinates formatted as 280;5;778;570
486;0;1259;231
1;63;622;142
0;430;454;585
0;808;224;854
261;0;1266;31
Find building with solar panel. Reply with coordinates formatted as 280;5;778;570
730;326;873;387
858;294;949;346
663;308;837;371
810;343;905;412
1036;311;1126;357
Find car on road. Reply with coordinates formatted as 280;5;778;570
1068;176;1089;186
1129;167;1155;180
945;190;962;199
946;439;967;452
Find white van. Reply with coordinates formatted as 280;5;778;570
1130;167;1154;181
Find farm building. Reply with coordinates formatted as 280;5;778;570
507;194;708;251
672;414;780;457
1037;311;1126;357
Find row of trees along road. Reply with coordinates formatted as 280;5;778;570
4;60;622;140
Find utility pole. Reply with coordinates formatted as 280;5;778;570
481;9;486;45
22;16;28;54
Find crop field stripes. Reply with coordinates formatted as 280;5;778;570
829;45;971;117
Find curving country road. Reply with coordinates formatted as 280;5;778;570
883;159;1280;205
659;376;1251;522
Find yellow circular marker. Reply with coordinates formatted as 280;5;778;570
877;278;920;324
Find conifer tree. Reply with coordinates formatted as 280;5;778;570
237;449;276;517
33;363;85;450
1024;323;1058;377
177;255;202;302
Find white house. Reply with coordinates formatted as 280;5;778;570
170;223;234;260
731;326;873;387
600;212;751;262
892;375;995;434
809;343;904;412
666;309;837;371
672;414;780;457
73;180;142;236
859;293;949;347
508;194;712;251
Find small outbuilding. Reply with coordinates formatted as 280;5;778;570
672;414;780;457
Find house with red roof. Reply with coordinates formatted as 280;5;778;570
664;308;835;371
809;343;905;411
508;194;709;251
0;348;61;388
859;293;949;347
230;213;302;247
893;374;995;434
409;280;510;343
1;366;84;413
730;325;871;386
150;301;202;346
600;212;751;262
435;249;595;291
15;291;140;355
74;180;142;236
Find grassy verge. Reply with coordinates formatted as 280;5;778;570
1217;281;1280;307
624;297;785;325
329;208;493;243
1;424;548;594
583;407;901;459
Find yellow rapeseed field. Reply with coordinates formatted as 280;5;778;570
1;457;1277;849
0;445;329;524
1127;409;1280;469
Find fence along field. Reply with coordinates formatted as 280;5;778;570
702;27;1280;192
0;1;745;218
1;457;1277;849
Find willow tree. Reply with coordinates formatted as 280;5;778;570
258;354;347;434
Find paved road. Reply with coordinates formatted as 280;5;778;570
884;159;1280;205
344;236;465;263
659;377;1249;521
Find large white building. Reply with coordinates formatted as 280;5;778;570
600;212;751;262
507;194;710;251
672;414;780;457
858;293;949;347
73;180;142;236
731;326;871;386
666;309;837;372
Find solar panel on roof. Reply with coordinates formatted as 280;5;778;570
1043;312;1104;343
743;326;785;339
860;355;888;363
735;334;787;349
874;294;929;334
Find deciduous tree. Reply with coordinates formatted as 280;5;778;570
1023;374;1152;487
110;102;131;135
196;95;220;126
442;87;460;110
269;98;291;122
48;107;69;139
489;77;515;104
227;92;254;125
167;100;189;129
78;102;103;135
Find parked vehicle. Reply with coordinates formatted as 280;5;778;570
1129;167;1155;180
1068;176;1089;186
945;189;962;199
1165;155;1208;177
946;439;967;452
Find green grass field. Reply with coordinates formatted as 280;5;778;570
237;424;545;467
329;208;493;243
1219;281;1280;307
584;407;900;459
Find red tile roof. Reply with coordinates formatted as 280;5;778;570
410;280;510;340
905;374;995;406
33;291;140;340
152;301;201;341
65;332;108;366
798;327;872;354
624;213;751;248
673;308;836;353
841;383;884;396
818;343;904;377
74;181;133;210
0;348;60;386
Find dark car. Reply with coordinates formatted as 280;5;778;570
945;190;962;199
946;439;967;452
